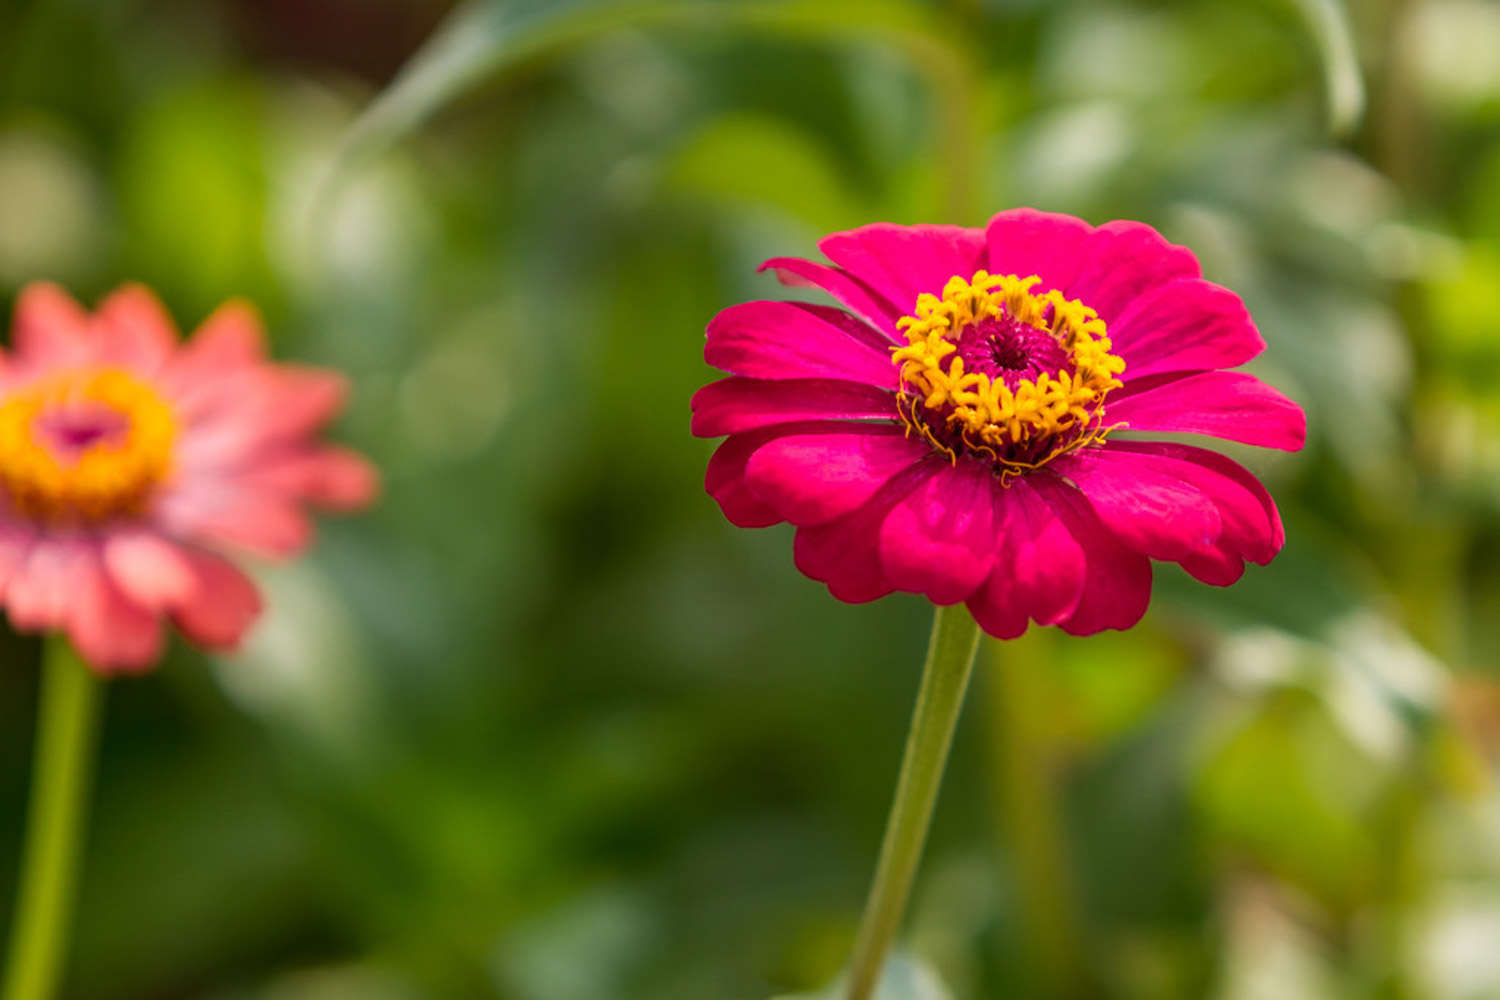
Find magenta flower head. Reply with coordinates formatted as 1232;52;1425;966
692;209;1306;637
0;283;377;672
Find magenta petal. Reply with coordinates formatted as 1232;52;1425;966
1065;220;1200;324
704;300;896;387
1030;477;1153;636
964;582;1028;639
1103;440;1285;569
690;377;897;437
746;425;930;526
1106;371;1307;451
1109;278;1265;379
878;459;999;604
969;477;1085;634
759;257;904;339
818;224;988;316
984;208;1093;295
1179;547;1246;586
704;426;788;528
1046;450;1220;560
792;459;942;603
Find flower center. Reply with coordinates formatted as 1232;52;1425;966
0;368;177;522
891;272;1125;479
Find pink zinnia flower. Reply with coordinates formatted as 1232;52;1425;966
0;283;377;672
692;209;1306;637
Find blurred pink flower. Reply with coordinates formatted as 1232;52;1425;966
693;209;1306;637
0;283;377;671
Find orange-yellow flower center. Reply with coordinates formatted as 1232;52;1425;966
891;271;1126;479
0;368;176;522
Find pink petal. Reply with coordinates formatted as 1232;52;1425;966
11;282;91;371
1047;449;1221;560
744;425;931;526
1106;371;1307;451
67;549;163;673
0;520;37;598
1065;220;1200;324
251;367;349;438
690;377;897;437
92;283;178;373
1030;476;1153;636
102;529;198;609
705;300;897;387
818;224;988;316
966;477;1085;637
878;458;999;604
792;459;942;603
174;367;351;467
758;257;904;339
984;208;1094;295
163;299;266;390
171;549;263;650
6;537;86;632
244;447;379;510
1109;278;1264;379
156;484;312;559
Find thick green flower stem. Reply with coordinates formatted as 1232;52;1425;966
3;637;103;1000
845;604;982;1000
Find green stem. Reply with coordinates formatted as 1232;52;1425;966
983;632;1088;998
845;604;982;1000
3;637;103;1000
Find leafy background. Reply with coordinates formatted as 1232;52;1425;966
1;0;1498;997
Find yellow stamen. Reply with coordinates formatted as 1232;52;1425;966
892;271;1126;477
0;368;176;522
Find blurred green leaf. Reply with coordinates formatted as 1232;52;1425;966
1195;689;1382;908
1425;243;1500;390
667;113;867;232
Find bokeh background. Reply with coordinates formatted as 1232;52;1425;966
1;0;1498;997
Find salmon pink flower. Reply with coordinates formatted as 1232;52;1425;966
0;282;376;671
692;209;1305;636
